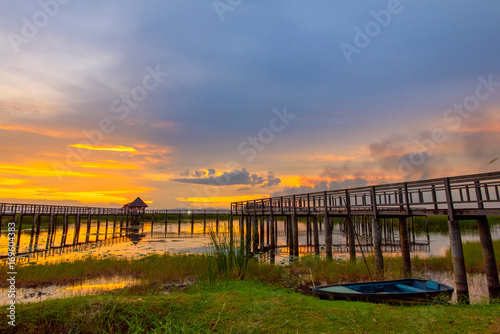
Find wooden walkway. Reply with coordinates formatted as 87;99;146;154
230;171;500;303
231;171;500;218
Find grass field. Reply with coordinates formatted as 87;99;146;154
1;280;499;333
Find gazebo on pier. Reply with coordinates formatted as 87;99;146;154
122;197;148;213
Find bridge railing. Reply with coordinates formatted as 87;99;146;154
231;171;500;215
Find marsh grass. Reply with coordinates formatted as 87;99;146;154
205;231;249;281
2;280;499;334
1;237;497;290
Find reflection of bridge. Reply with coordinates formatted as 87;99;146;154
231;171;500;302
0;205;230;261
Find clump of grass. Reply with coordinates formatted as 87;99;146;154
204;231;250;283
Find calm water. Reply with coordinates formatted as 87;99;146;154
2;219;498;263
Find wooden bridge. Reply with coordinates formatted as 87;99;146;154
231;171;500;302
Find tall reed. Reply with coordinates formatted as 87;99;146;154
206;231;249;281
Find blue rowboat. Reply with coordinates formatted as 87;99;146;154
313;278;454;304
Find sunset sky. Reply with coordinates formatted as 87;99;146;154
1;1;499;209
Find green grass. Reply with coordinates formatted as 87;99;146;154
0;254;210;288
1;280;499;333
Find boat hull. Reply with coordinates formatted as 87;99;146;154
313;278;454;304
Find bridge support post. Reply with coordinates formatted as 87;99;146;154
164;212;168;237
73;214;80;245
270;215;275;249
477;217;500;301
104;214;109;241
325;216;332;259
399;217;412;277
178;214;181;234
245;216;251;254
260;216;265;249
445;178;469;303
372;217;384;276
347;216;356;263
229;213;233;245
96;213;101;241
45;214;54;252
203;213;206;234
448;218;469;303
239;215;244;248
292;215;299;257
151;213;154;237
313;215;320;255
62;214;69;246
216;213;219;234
252;215;259;253
113;214;117;238
266;215;270;246
28;214;36;253
190;212;194;234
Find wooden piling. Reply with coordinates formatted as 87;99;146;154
293;215;299;257
28;214;36;253
370;186;384;275
324;192;332;259
96;212;101;242
85;214;91;243
203;213;206;234
260;216;265;248
445;177;469;303
399;217;412;277
190;212;194;234
151;213;155;237
477;216;500;300
164;213;168;236
61;214;68;246
324;216;332;259
252;215;259;253
14;214;22;254
270;215;275;249
347;215;356;262
245;216;251;254
239;215;245;248
72;214;80;246
45;214;54;252
313;215;320;255
266;215;270;246
216;213;219;234
178;213;181;234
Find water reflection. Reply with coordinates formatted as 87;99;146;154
0;276;140;305
1;220;498;265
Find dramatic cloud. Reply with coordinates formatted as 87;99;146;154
171;168;281;187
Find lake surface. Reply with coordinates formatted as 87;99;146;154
1;218;498;264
